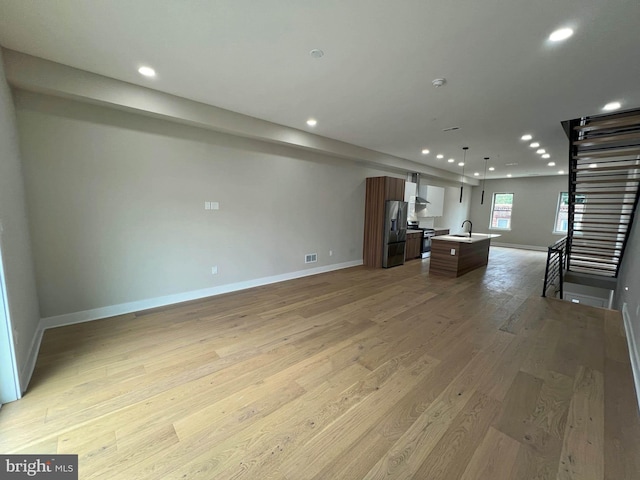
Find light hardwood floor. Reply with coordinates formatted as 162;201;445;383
1;247;639;479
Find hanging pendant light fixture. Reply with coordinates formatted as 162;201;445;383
459;147;468;203
481;157;489;205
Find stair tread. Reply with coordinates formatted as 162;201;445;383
573;131;640;147
575;164;640;172
574;114;640;132
574;147;640;160
573;190;638;195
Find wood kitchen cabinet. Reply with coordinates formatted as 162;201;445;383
363;176;405;268
405;232;422;260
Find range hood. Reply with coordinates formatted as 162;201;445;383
411;173;430;205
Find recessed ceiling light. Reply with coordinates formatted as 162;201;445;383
474;172;479;176
558;170;565;174
521;134;533;141
421;149;430;155
589;163;598;168
306;118;317;127
603;101;621;111
507;174;512;178
138;66;156;77
436;154;444;159
549;27;574;42
529;142;540;148
542;154;550;159
548;161;556;166
448;158;455;163
536;149;546;154
458;162;465;166
489;167;495;171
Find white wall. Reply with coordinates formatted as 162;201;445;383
15;91;404;320
615;210;640;407
468;175;568;248
0;51;40;398
440;185;472;234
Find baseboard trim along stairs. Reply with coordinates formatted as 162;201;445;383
622;302;640;414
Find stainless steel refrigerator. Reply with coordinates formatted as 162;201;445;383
382;200;408;268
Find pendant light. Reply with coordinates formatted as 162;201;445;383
459;147;468;203
481;157;489;205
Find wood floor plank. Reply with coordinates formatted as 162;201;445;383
557;366;605;480
0;247;638;479
459;426;521;480
410;391;502;480
604;358;640;480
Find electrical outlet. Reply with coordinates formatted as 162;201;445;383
450;248;456;255
329;250;333;256
211;266;218;275
211;202;219;210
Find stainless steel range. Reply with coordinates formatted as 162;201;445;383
407;221;436;258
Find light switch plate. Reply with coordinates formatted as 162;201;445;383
211;202;219;210
450;248;456;255
205;201;211;210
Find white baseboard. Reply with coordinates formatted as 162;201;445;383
492;242;547;252
40;260;363;330
20;323;44;394
622;302;640;414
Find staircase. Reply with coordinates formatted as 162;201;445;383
563;109;640;277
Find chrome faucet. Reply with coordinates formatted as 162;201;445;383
462;220;473;237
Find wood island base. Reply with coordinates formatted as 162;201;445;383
429;236;492;278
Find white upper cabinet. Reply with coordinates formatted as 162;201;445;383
404;181;416;202
416;185;444;217
404;182;417;220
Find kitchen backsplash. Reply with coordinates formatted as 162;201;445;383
419;218;435;228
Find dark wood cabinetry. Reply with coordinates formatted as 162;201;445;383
405;232;422;260
363;176;405;268
430;237;491;277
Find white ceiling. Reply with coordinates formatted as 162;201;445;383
0;0;638;179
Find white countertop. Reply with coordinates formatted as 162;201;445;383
431;233;501;244
407;229;423;234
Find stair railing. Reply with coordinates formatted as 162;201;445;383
542;236;567;298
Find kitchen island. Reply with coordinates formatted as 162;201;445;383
429;233;500;278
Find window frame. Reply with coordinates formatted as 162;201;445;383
489;192;514;231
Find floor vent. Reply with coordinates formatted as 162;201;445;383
305;253;318;263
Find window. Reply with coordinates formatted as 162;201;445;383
554;192;586;234
490;193;514;230
554;192;569;233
